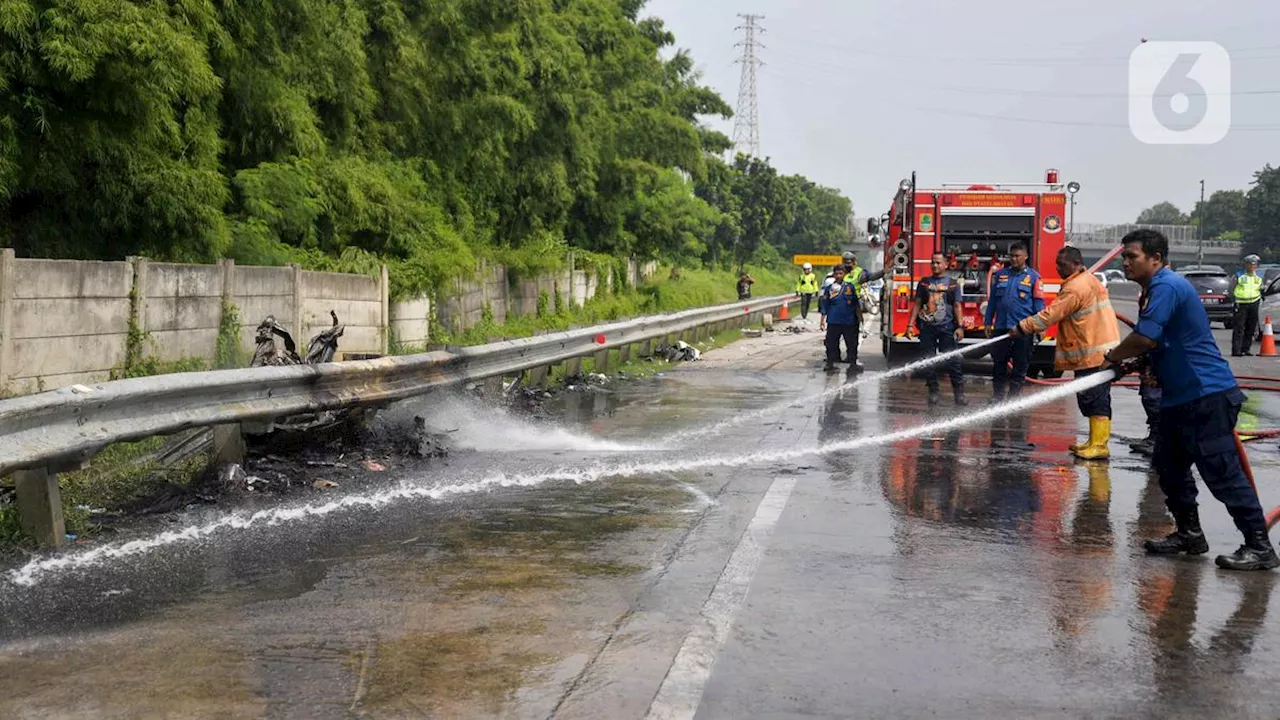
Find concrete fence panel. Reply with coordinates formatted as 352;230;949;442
230;265;296;352
143;261;224;364
4;257;133;393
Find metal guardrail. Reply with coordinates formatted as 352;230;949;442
0;293;794;545
0;294;792;478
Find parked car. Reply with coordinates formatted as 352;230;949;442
1101;269;1126;284
1177;268;1234;327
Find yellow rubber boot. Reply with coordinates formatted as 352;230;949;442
1073;417;1111;460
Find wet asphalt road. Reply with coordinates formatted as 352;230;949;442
1;322;1279;719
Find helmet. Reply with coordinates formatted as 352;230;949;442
802;262;813;270
842;251;855;262
1245;254;1261;264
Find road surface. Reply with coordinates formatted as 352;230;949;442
0;318;1278;719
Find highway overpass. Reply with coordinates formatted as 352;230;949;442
1069;223;1242;269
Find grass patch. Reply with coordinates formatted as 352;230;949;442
0;437;211;548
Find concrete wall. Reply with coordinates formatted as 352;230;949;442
0;249;654;394
0;252;133;394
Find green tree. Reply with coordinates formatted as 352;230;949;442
1136;201;1189;225
1190;189;1246;240
1243;164;1280;263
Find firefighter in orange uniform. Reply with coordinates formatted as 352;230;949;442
1011;246;1120;459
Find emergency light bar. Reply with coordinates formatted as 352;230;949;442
936;182;1065;190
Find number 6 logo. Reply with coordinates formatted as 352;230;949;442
1128;41;1230;145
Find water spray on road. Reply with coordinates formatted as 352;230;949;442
5;360;1105;589
670;334;1010;446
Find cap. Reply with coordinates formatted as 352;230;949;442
1245;254;1261;264
842;251;855;261
802;262;813;270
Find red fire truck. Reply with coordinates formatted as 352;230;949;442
872;169;1075;377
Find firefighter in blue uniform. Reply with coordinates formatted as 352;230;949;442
1103;229;1277;572
983;241;1044;401
818;265;859;373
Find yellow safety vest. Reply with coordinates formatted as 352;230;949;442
1234;273;1262;303
797;272;820;294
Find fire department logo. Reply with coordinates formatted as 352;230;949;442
1043;214;1063;233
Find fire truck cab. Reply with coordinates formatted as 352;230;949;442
874;169;1073;377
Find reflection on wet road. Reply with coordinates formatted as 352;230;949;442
1;330;1278;719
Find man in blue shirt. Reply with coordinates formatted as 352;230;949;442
819;265;858;373
984;242;1044;401
1103;229;1277;571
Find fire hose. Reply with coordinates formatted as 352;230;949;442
1012;311;1280;529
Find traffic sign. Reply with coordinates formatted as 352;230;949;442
792;254;844;267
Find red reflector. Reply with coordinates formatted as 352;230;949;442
942;195;954;204
1022;195;1035;204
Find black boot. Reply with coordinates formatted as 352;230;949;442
1144;509;1210;555
927;388;941;405
953;385;969;406
1215;530;1280;571
989;385;1006;406
1128;433;1156;457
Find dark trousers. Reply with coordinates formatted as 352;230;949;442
800;293;815;319
1154;389;1267;534
1232;301;1260;354
825;322;858;364
919;323;963;391
1074;366;1112;418
990;333;1033;395
1140;384;1161;436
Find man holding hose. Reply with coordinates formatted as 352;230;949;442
1011;246;1119;459
1102;229;1277;572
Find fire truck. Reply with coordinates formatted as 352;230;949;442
871;169;1076;377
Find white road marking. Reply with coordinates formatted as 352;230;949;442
644;476;797;720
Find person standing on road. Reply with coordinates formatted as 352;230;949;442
1230;254;1263;356
984;242;1044;401
906;252;968;406
796;262;820;321
1012;246;1120;460
737;271;755;300
819;265;858;373
1102;229;1277;572
840;251;885;369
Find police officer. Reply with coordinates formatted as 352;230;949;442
796;262;820;321
1102;229;1277;572
1230;254;1263;356
983;242;1044;401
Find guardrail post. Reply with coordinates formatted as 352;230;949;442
0;248;13;393
527;365;549;389
639;339;653;358
565;356;582;379
212;424;246;466
618;343;631;364
483;376;503;396
14;466;65;548
594;348;609;374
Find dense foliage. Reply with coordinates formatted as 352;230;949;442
0;0;851;295
1135;163;1278;263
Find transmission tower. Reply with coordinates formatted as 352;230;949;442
732;14;764;159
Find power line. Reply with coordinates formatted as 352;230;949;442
732;14;764;159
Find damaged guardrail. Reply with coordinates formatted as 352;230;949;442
0;294;794;546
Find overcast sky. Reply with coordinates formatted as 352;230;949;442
643;0;1279;225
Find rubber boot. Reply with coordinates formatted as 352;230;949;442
927;387;941;406
1128;431;1156;456
953;385;968;406
1073;417;1111;460
1215;530;1280;571
824;360;837;373
989;384;1007;406
1144;509;1210;555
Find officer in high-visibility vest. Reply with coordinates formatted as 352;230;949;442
839;251;885;370
1230;254;1263;357
795;262;821;320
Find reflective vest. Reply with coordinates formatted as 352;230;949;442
1234;272;1262;303
796;272;820;294
1019;269;1120;371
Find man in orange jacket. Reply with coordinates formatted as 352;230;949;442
1011;246;1121;459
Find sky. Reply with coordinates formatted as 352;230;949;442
642;0;1280;225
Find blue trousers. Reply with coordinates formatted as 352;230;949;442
1140;384;1161;434
1074;367;1112;418
919;323;963;391
1154;388;1267;534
